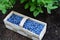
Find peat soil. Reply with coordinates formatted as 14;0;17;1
0;0;60;40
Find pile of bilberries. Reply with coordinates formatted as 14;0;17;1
7;14;23;25
23;19;44;35
7;14;44;35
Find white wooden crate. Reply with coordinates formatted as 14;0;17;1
3;11;47;40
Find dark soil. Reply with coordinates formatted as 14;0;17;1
0;0;60;40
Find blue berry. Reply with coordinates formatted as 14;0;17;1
23;19;45;35
7;14;23;25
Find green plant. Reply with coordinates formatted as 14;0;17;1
0;0;15;14
20;0;60;17
0;0;60;17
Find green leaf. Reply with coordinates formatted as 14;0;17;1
20;0;25;3
2;9;7;14
50;6;58;9
30;5;36;12
47;8;51;14
45;0;54;4
0;0;15;14
25;3;29;9
37;7;43;13
10;0;15;5
37;0;41;4
32;0;35;2
0;4;6;10
33;10;40;17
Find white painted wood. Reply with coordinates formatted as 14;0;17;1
19;17;29;27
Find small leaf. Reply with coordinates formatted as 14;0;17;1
30;5;36;12
20;0;25;3
0;0;15;14
50;6;58;9
25;3;29;9
37;7;43;13
2;9;7;14
0;4;6;10
10;0;16;5
37;0;41;4
32;0;35;2
33;10;40;17
47;8;51;14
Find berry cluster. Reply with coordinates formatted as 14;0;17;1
7;14;23;25
23;19;44;35
7;14;44;35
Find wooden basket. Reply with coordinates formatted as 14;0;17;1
3;11;47;40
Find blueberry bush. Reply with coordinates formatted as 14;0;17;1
20;0;60;17
0;0;60;17
0;0;15;14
